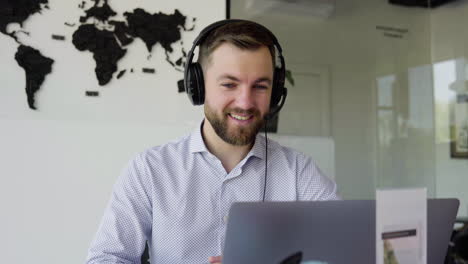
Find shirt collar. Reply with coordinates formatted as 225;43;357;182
188;120;209;154
188;119;266;160
248;133;266;160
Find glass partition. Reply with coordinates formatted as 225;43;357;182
232;0;467;217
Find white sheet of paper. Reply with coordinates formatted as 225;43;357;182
376;188;427;264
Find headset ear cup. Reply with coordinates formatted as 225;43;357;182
186;63;205;105
271;68;285;107
193;63;205;105
185;63;196;105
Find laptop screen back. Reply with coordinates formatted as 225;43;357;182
223;199;459;264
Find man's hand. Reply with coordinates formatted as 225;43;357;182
208;255;222;264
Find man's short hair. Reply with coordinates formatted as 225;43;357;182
197;20;276;72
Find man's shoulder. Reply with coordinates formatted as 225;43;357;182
136;133;193;163
118;133;195;185
261;135;311;161
259;135;340;200
142;134;192;156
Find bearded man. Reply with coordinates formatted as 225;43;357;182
86;20;339;264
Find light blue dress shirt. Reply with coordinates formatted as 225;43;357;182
86;123;339;263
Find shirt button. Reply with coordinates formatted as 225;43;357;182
223;215;228;224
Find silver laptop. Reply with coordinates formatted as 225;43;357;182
223;199;459;264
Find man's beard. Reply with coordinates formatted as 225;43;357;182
204;103;265;146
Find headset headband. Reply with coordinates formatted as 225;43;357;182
184;19;285;88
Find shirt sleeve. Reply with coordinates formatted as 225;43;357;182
86;153;153;264
296;154;341;201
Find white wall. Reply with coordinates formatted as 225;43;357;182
0;0;223;263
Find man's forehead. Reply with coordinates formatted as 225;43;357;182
216;74;272;84
210;45;273;64
209;43;272;61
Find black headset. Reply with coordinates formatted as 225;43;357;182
184;19;288;120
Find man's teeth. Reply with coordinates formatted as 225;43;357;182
230;113;250;120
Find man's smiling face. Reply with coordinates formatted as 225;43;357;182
203;42;273;146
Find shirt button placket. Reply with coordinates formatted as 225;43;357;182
218;180;227;252
219;181;230;252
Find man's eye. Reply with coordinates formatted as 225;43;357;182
222;83;235;88
254;85;268;90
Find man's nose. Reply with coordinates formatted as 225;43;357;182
235;86;255;109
